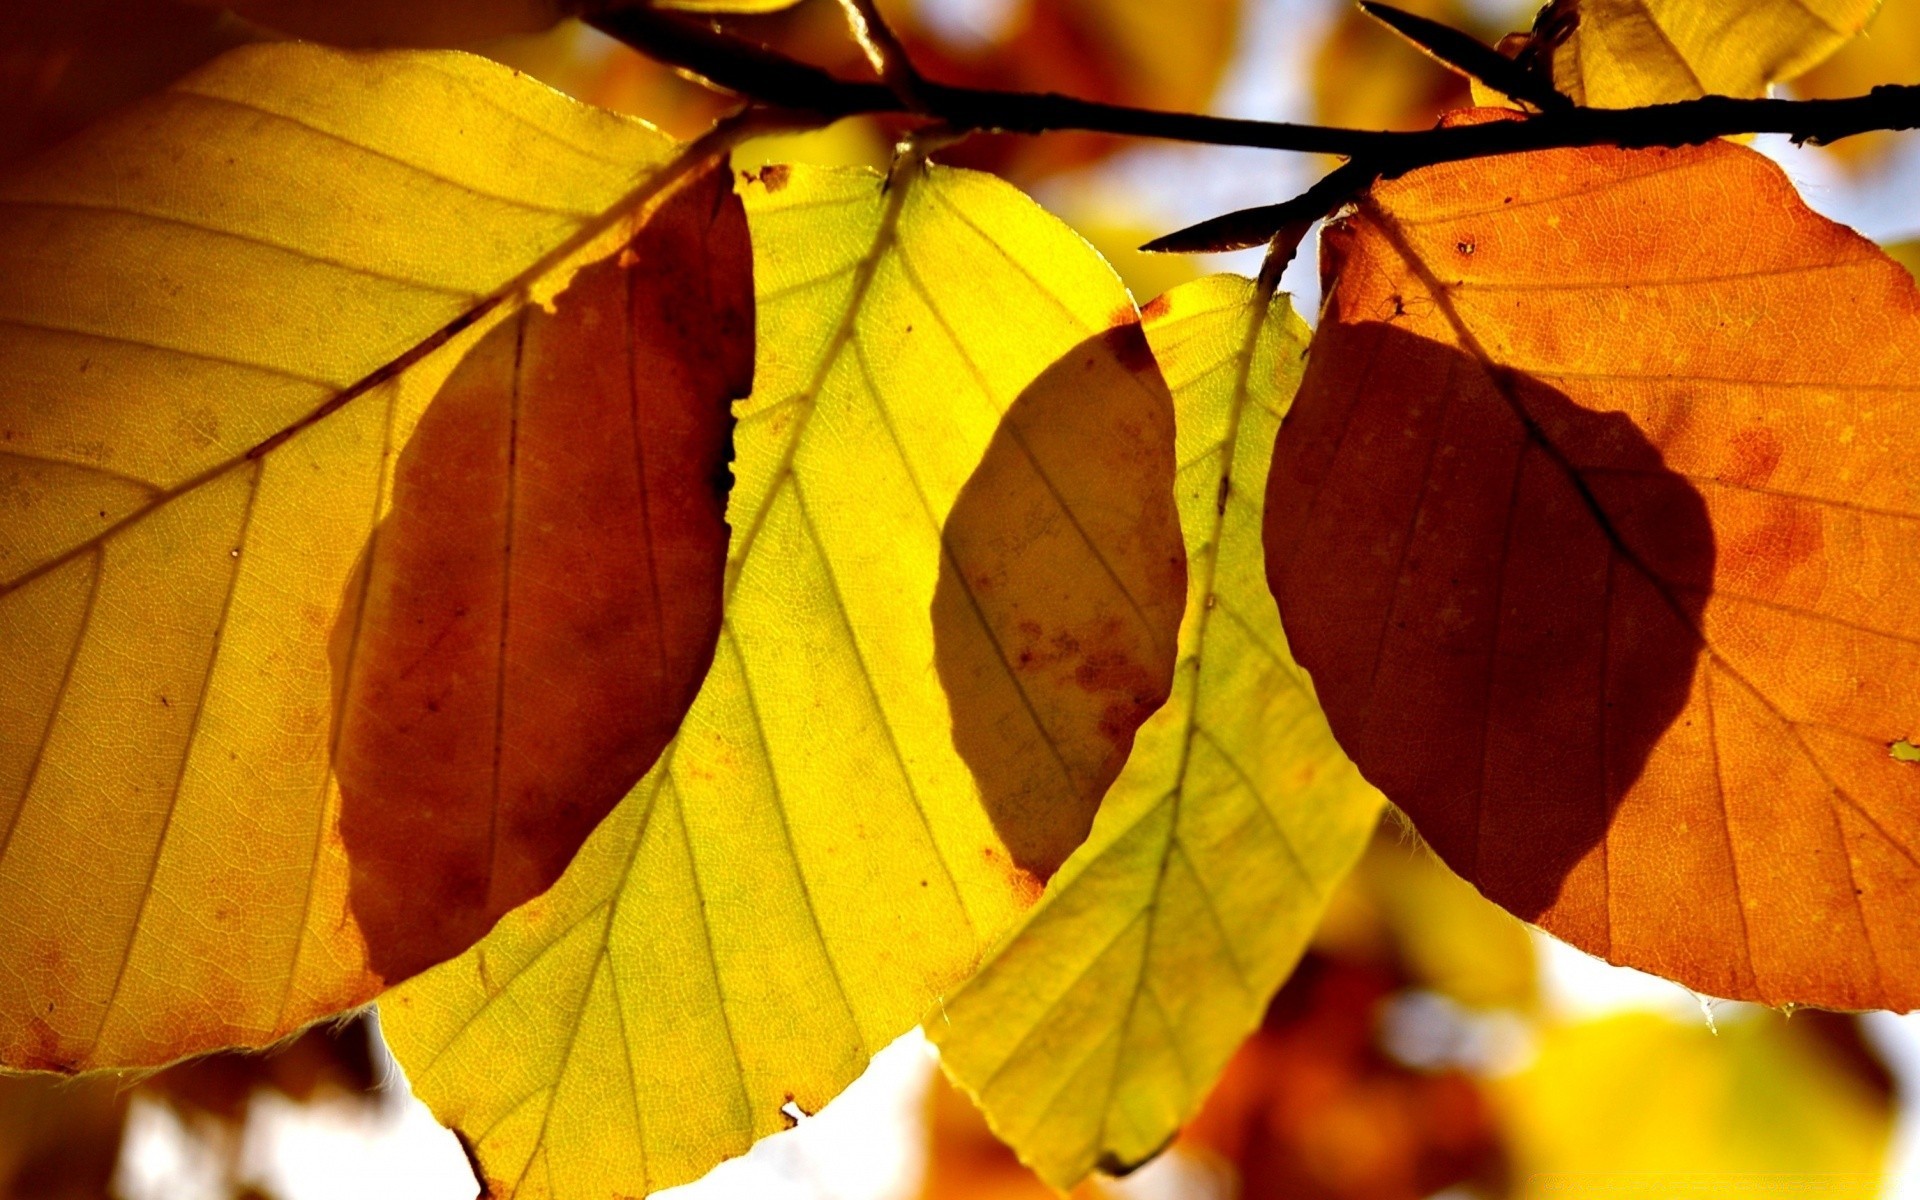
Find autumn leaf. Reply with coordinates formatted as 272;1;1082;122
1498;1011;1893;1194
378;157;1152;1199
1318;832;1538;1013
933;323;1186;879
0;43;716;1070
1539;0;1877;105
657;0;808;12
1265;119;1920;1011
932;275;1382;1187
333;157;748;983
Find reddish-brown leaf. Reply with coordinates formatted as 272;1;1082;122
330;159;750;981
1266;125;1920;1011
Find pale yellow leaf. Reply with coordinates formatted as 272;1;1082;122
928;275;1383;1188
1547;0;1879;105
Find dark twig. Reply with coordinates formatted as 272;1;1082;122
590;7;1920;159
1143;159;1382;254
1357;1;1570;111
588;5;1920;257
835;0;928;109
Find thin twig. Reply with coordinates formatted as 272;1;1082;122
588;7;1920;164
835;0;927;109
1143;159;1382;254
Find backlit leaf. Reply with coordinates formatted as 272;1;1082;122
0;43;709;1069
932;275;1382;1187
379;158;1145;1199
657;0;807;12
1265;124;1920;1011
334;158;747;982
1498;1011;1893;1194
1540;0;1878;105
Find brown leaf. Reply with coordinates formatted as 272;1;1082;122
330;158;750;981
1265;119;1920;1010
934;324;1186;881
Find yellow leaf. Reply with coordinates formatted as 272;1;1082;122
1544;0;1879;105
656;0;807;11
379;159;1142;1199
0;43;698;1070
929;275;1383;1188
1884;238;1920;279
1317;834;1539;1012
1499;1011;1893;1194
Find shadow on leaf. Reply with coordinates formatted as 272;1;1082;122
1266;320;1713;926
327;161;750;982
933;323;1187;884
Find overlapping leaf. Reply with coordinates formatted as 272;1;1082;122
1540;0;1877;105
334;158;747;983
0;43;708;1069
1266;124;1920;1011
380;159;1154;1199
932;275;1382;1187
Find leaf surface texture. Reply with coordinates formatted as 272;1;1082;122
0;43;696;1068
932;275;1382;1186
380;160;1146;1198
1265;131;1920;1010
1543;0;1877;104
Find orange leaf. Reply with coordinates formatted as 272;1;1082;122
1265;122;1920;1011
933;324;1186;881
330;159;749;981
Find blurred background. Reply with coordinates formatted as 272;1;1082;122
4;0;1918;1195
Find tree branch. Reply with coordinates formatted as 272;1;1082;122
834;0;927;109
590;7;1920;163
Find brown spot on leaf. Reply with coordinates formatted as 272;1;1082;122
749;163;790;193
1723;425;1783;487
